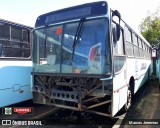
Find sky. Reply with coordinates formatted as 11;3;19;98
0;0;160;32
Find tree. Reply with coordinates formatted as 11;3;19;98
139;7;160;46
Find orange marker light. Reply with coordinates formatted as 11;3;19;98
56;28;62;35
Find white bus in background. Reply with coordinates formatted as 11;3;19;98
32;1;152;117
156;43;160;84
0;19;32;107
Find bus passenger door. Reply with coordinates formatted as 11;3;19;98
111;24;127;116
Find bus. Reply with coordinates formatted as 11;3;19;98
32;1;152;117
156;43;160;85
0;19;32;107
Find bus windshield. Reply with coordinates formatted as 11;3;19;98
33;18;111;75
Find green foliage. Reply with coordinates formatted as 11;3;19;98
139;7;160;46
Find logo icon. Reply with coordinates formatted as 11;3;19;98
4;108;12;115
2;120;11;125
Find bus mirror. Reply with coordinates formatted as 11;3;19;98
113;27;117;43
116;24;120;41
112;10;121;20
112;10;121;41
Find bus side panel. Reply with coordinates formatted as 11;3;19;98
0;85;32;107
0;61;32;107
150;59;153;76
158;58;160;83
156;59;159;79
112;65;127;116
134;59;151;94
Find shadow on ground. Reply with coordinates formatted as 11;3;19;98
120;79;160;128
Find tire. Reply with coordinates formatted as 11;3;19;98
122;89;132;112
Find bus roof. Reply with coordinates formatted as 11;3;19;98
0;18;33;30
35;1;108;27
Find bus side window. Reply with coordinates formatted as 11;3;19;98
133;34;139;57
114;29;124;55
125;28;134;57
112;22;124;55
112;23;125;73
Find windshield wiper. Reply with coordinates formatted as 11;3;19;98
71;18;85;61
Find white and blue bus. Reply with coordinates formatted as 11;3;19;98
0;19;32;107
32;1;152;117
156;43;160;84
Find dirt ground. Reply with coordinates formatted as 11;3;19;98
120;78;160;128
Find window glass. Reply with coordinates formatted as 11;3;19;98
134;46;139;57
125;28;132;43
125;27;134;56
138;38;142;48
126;43;134;56
0;24;10;39
23;29;29;42
62;19;110;74
113;24;125;73
141;41;143;49
114;56;125;73
33;18;111;75
11;26;22;41
114;29;124;55
143;42;146;50
132;33;138;46
0;24;31;58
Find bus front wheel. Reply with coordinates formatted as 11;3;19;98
122;89;132;112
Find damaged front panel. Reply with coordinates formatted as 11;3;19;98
33;74;112;116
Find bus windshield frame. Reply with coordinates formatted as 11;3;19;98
33;17;111;76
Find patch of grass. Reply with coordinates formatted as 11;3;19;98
150;74;156;79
